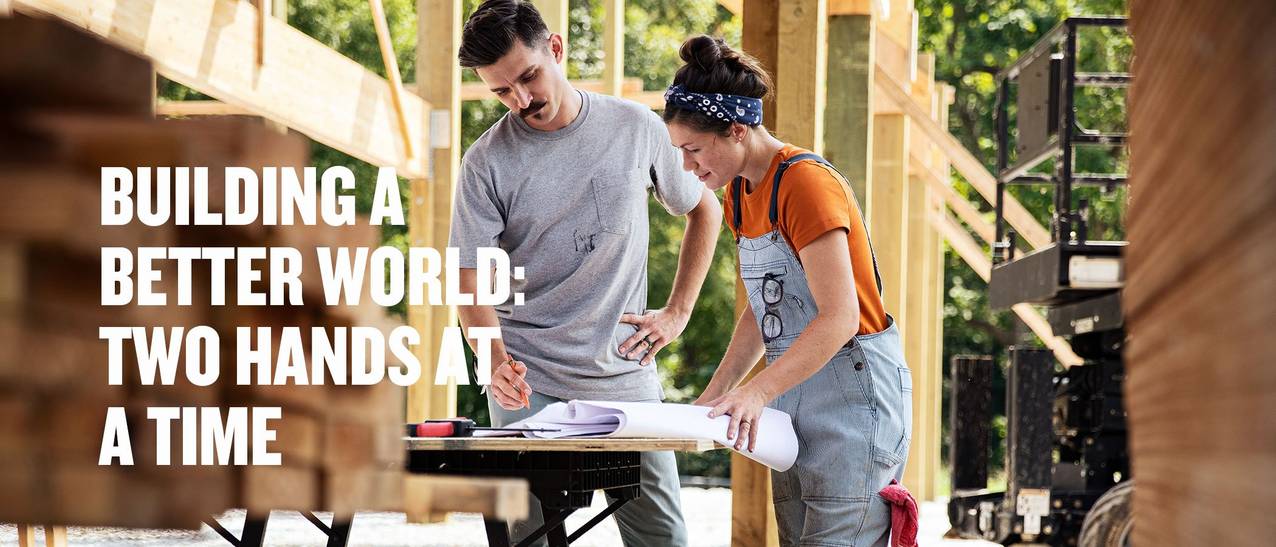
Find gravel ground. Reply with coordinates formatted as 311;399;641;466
1;489;998;546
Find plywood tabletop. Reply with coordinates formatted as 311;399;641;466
404;436;720;452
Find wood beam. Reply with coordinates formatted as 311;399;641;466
929;209;1082;366
869;114;909;338
875;65;1050;249
602;0;625;97
369;0;415;159
13;0;428;178
735;3;781;543
532;0;568;48
403;475;529;521
775;0;828;152
830;0;872;15
912;154;994;243
717;0;741;16
410;0;461;425
824;13;874;199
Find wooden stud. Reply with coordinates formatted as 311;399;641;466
875;65;1050;249
716;0;741;16
403;475;530;521
408;0;462;426
254;0;268;67
824;13;875;199
830;0;873;15
928;209;1081;367
369;0;415;159
733;1;782;545
602;0;625;97
869;115;909;330
532;0;568;67
12;0;430;178
901;50;934;501
775;0;828;152
912;155;994;243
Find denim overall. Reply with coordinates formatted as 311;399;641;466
732;153;913;546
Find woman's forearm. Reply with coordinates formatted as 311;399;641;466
703;306;767;398
748;310;857;402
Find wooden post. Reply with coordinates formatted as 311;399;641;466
774;0;827;152
733;1;782;545
870;0;914;493
602;0;624;97
370;0;415;159
823;8;874;199
901;50;934;500
408;0;460;424
532;0;568;70
405;0;461;523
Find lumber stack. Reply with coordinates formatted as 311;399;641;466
0;14;403;529
1124;2;1276;546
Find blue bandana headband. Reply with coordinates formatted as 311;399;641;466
663;84;764;126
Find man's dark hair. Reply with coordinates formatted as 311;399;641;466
458;0;551;69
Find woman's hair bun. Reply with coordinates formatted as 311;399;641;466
664;34;773;134
680;35;725;72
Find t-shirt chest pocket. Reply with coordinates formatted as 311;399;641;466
591;168;647;235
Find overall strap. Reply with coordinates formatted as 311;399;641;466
768;152;885;298
730;176;744;241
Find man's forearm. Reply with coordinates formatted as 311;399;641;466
456;268;511;364
666;189;722;314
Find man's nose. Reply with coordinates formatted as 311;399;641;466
513;86;532;110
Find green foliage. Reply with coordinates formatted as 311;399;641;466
918;0;1129;475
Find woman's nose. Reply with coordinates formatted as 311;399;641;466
681;150;696;172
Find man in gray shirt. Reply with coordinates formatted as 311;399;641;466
449;1;720;545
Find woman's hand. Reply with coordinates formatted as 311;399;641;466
705;383;770;453
618;307;691;366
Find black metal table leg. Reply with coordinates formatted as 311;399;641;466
205;511;270;547
515;508;573;547
326;516;353;547
302;512;354;547
485;519;513;547
566;498;629;544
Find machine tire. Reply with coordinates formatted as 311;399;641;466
1080;480;1135;547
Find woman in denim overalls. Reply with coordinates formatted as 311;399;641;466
661;36;913;546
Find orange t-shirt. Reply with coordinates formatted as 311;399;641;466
724;145;889;335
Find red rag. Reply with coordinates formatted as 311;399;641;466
878;479;919;547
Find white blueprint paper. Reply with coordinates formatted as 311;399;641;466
478;400;799;471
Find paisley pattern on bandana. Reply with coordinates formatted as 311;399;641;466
663;84;764;126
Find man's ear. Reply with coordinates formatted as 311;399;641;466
547;33;564;64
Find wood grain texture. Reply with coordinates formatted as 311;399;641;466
12;0;429;178
1125;2;1276;545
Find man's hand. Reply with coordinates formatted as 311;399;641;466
491;357;533;410
618;307;691;366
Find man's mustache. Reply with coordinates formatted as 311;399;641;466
519;101;547;118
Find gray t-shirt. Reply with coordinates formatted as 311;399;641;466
449;91;703;401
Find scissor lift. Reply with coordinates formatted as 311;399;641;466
947;17;1134;547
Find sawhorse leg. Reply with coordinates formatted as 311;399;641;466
484;518;512;547
302;512;354;547
205;511;269;547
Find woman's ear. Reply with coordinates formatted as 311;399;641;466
732;123;748;144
